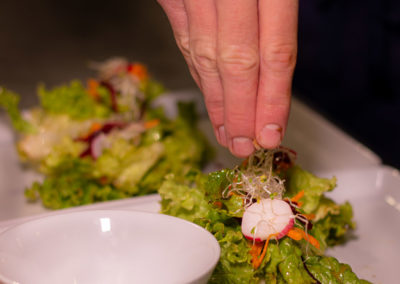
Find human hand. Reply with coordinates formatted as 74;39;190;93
158;0;298;157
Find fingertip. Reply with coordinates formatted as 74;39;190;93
256;124;282;149
229;137;255;157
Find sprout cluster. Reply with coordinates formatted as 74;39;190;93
223;148;291;209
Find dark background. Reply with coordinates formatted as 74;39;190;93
0;0;399;168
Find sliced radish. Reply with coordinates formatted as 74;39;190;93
91;133;108;159
79;122;125;159
241;198;294;242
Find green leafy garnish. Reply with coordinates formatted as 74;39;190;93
0;87;36;133
38;81;112;120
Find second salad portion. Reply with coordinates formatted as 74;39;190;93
0;58;212;209
159;147;370;284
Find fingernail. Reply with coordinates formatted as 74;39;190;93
232;137;254;157
218;126;228;147
258;124;282;149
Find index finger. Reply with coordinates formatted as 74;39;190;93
255;0;298;149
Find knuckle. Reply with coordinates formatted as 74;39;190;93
176;35;191;59
261;43;297;74
225;110;253;130
217;45;259;76
204;96;223;110
191;41;218;75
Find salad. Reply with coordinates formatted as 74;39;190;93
159;147;371;283
0;58;212;209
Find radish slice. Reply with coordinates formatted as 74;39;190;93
79;122;126;159
241;198;294;242
91;133;108;159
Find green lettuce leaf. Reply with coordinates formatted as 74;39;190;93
40;137;86;174
306;256;372;284
0;87;36;133
141;79;165;102
38;81;112;120
312;199;355;247
286;166;337;213
204;169;235;202
210;236;257;284
25;157;126;209
159;176;211;222
138;102;213;194
277;238;316;284
93;139;164;194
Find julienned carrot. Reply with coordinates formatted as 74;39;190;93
251;233;277;269
79;122;102;140
303;213;316;220
286;228;302;241
144;119;160;129
89;122;102;133
213;201;223;208
301;230;320;249
128;63;148;81
249;241;263;261
291;190;305;203
287;227;320;249
87;79;100;99
249;226;320;270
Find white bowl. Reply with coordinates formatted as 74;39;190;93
0;210;220;284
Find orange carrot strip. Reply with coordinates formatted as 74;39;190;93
144;119;160;129
87;79;100;99
302;213;315;220
79;122;102;140
287;228;303;241
299;229;320;249
252;234;277;269
287;227;320;250
291;190;305;203
249;241;263;259
89;122;102;133
129;63;148;81
213;201;223;208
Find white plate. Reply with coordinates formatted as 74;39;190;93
0;210;220;284
1;166;398;283
320;166;400;284
0;91;392;283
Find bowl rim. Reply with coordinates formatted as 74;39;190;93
0;209;221;284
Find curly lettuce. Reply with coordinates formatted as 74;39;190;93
23;100;212;209
0;87;36;133
159;167;370;284
286;165;337;213
38;81;112;120
25;158;127;209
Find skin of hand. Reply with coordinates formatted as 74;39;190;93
158;0;298;157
